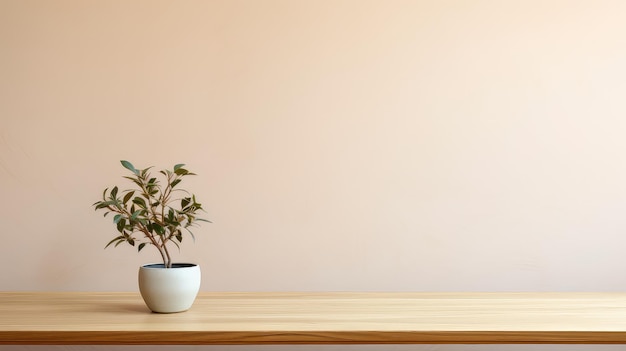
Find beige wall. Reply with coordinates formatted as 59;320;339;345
2;0;626;350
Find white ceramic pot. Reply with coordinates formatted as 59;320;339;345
138;263;201;313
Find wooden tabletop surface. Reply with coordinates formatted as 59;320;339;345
2;292;626;344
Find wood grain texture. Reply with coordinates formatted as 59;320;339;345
2;292;626;344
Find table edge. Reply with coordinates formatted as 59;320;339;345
3;331;626;345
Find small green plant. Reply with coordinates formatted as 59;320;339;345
94;160;209;268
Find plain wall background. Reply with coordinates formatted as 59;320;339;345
2;0;626;350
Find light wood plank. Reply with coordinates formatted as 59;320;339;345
2;292;626;344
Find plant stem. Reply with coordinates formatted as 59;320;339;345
150;221;167;266
163;243;172;268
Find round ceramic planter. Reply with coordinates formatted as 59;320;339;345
138;263;201;313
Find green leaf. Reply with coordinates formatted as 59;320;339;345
181;197;190;210
122;191;134;204
94;200;118;210
170;179;181;188
141;167;152;177
132;197;147;208
121;160;139;175
110;186;118;198
113;214;123;224
174;164;185;171
174;168;189;176
116;218;126;232
138;243;147;252
105;236;124;249
123;176;143;188
94;202;109;210
131;210;143;220
152;223;165;235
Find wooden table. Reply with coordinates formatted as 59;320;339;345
2;292;626;344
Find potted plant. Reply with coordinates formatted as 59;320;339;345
93;160;209;313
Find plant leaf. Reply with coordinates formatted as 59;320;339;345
131;210;143;220
123;176;143;188
138;242;147;252
132;197;147;208
174;164;185;171
181;197;190;210
113;214;122;224
94;202;110;210
110;186;118;198
174;168;189;176
123;191;134;204
152;223;165;235
105;236;124;249
116;218;126;232
141;166;154;177
121;160;139;175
